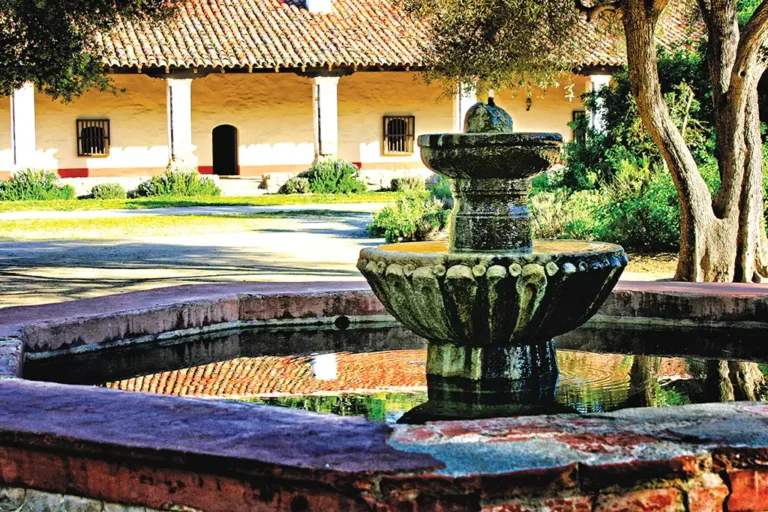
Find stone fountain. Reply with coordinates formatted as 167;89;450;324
358;98;627;421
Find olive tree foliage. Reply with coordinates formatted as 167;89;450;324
405;0;591;95
406;0;768;283
0;0;180;101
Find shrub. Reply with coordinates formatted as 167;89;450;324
530;189;603;240
368;190;450;243
279;177;311;194
391;176;425;192
590;160;681;252
530;158;686;252
0;169;75;201
135;167;221;197
304;159;367;194
427;175;454;209
90;183;127;200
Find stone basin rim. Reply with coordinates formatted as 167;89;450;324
362;240;625;259
417;132;564;148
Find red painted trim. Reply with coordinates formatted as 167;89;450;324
58;169;89;178
197;166;241;176
352;162;363;169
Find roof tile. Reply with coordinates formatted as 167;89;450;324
101;0;703;71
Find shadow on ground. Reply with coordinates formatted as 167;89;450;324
0;214;378;307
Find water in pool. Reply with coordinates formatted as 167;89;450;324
24;321;768;423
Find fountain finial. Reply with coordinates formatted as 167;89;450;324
463;92;514;134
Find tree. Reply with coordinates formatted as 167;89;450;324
705;359;766;400
406;0;768;282
1;0;179;101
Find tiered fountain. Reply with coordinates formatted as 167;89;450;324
358;97;628;421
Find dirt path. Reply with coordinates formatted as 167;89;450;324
0;214;377;308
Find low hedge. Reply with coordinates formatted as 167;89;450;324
0;170;75;201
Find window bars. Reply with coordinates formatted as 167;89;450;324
77;119;111;157
383;116;415;156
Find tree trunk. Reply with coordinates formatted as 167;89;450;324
623;0;768;282
705;359;766;401
705;360;736;401
729;361;766;400
628;356;663;407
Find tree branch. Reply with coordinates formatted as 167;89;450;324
574;0;621;21
735;0;768;71
696;0;712;24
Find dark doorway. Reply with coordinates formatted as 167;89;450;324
212;125;239;176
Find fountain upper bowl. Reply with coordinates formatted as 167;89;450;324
418;132;563;180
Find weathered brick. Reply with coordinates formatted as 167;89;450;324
726;470;768;512
483;496;593;512
0;487;25;512
594;488;683;512
687;485;729;512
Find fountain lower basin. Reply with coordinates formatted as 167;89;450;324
360;240;626;346
359;239;626;420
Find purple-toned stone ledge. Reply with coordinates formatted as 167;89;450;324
0;338;23;379
1;379;768;511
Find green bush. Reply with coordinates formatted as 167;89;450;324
135;168;221;197
368;190;450;243
531;189;603;240
590;160;681;252
0;169;75;201
391;176;425;192
304;159;367;194
278;177;311;194
530;159;685;252
90;182;127;200
427;175;454;208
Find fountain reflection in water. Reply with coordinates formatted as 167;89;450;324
358;98;628;421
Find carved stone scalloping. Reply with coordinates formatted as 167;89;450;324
358;242;627;346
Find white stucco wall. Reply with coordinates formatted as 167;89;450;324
338;72;453;170
494;75;590;142
0;71;591;179
192;73;315;174
35;74;168;174
0;96;12;172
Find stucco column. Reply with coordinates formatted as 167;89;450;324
11;83;37;169
589;74;612;133
454;84;477;132
313;76;340;158
166;78;194;166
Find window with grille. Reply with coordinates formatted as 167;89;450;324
77;119;111;157
572;111;587;146
383;116;415;156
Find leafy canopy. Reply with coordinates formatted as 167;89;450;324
404;0;592;94
0;0;180;100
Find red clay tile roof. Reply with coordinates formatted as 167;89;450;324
98;0;430;71
105;350;428;398
98;0;703;72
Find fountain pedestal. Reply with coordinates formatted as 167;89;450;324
358;100;627;421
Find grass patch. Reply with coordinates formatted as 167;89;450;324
0;192;398;213
0;212;370;240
